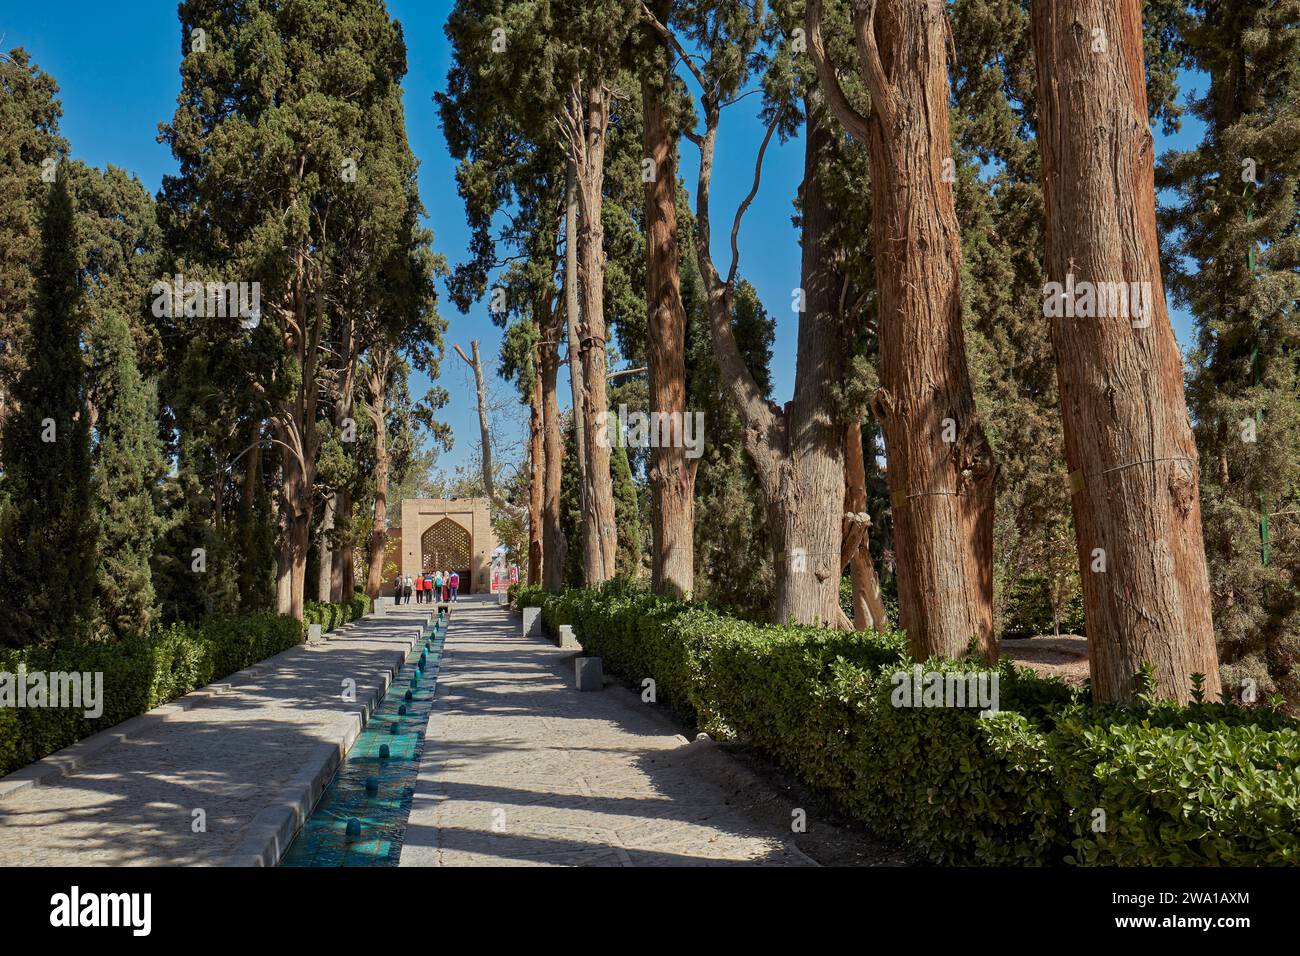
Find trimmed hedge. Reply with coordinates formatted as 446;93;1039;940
304;590;372;632
535;583;1300;866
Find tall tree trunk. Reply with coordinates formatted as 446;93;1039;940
775;97;853;626
317;495;335;603
528;340;545;586
540;300;567;591
331;313;356;603
563;161;588;502
455;341;495;502
271;265;323;622
278;423;314;622
364;356;391;600
642;27;696;600
808;0;997;660
1030;0;1221;702
845;420;888;630
276;451;292;614
659;11;855;626
571;87;617;584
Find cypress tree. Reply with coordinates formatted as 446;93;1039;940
0;48;67;446
0;168;95;649
86;307;164;641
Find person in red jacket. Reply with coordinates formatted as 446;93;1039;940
449;571;460;602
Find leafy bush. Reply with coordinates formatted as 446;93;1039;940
303;591;371;632
536;585;1300;866
0;612;304;777
510;582;547;611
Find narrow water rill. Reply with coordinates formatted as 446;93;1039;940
281;610;448;866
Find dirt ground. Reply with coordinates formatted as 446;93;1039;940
1002;635;1090;686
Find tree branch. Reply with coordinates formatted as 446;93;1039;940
806;0;874;141
852;0;896;127
728;114;780;287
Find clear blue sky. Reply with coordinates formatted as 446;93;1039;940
1;1;1203;475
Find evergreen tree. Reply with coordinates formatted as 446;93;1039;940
1160;0;1300;705
0;48;68;441
611;421;642;579
159;0;441;619
0;168;95;649
86;308;164;641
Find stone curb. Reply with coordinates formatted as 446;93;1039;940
0;614;429;810
222;613;431;866
220;653;403;866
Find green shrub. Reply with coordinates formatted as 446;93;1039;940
535;584;1300;866
303;592;368;632
511;583;547;611
1051;703;1300;865
0;612;304;777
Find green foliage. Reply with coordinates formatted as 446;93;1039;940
303;591;372;632
0;168;96;649
535;585;1300;865
610;433;643;579
509;582;547;611
0;47;68;404
86;308;164;641
1159;0;1300;708
0;611;304;776
1001;575;1086;639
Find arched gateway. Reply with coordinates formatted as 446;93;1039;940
383;497;496;596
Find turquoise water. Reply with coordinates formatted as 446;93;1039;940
281;613;446;866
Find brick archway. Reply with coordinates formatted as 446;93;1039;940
420;518;472;593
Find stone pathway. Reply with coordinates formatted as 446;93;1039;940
400;596;817;866
0;608;430;866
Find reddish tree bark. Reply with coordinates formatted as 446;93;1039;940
808;0;997;660
540;296;568;591
528;339;545;586
844;421;888;630
561;86;618;584
363;349;394;600
642;18;696;599
1030;0;1221;702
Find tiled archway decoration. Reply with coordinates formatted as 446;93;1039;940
421;518;471;577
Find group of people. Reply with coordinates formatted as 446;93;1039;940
392;570;460;605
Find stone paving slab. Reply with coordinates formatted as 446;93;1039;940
399;596;816;867
0;608;432;866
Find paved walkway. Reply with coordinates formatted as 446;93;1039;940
0;608;431;866
400;596;816;866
